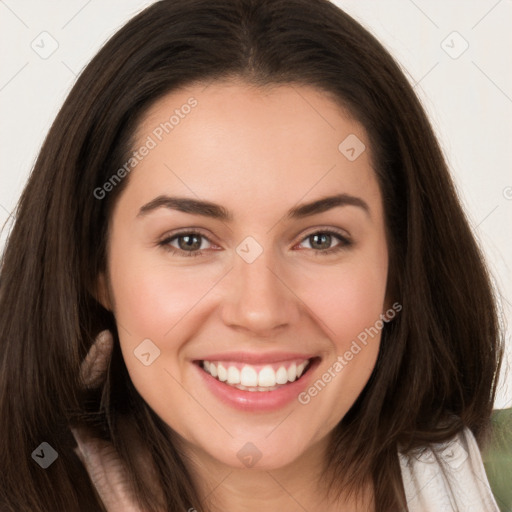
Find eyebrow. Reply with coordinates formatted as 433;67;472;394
137;193;370;221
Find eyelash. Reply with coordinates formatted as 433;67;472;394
158;229;352;258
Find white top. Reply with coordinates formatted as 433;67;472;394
399;427;500;511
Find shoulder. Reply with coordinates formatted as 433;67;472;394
398;426;500;511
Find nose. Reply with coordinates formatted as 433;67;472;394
219;246;300;337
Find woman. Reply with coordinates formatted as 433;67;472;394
0;0;503;510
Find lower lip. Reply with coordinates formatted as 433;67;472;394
193;359;320;412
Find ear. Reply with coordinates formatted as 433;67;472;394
94;272;113;311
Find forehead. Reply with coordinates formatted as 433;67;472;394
125;80;381;221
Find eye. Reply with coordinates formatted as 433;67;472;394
159;231;215;257
296;230;351;255
158;229;351;258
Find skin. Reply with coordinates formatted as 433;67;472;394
98;80;389;511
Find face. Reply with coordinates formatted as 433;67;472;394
99;80;390;472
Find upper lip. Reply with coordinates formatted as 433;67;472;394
195;352;317;364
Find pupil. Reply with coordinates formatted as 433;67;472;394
311;233;331;250
179;235;201;251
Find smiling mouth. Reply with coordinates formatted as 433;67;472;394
197;358;315;392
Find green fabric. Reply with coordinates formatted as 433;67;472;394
483;408;512;512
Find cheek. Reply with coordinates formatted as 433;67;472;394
298;256;388;346
293;262;386;428
330;272;386;345
108;251;219;337
107;251;217;418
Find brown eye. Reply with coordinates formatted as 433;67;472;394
159;231;214;257
296;230;351;255
309;233;333;250
176;234;203;251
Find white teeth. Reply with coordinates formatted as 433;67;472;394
240;366;258;387
258;366;276;387
287;363;297;382
275;366;288;384
202;359;311;390
227;366;240;384
297;361;306;378
217;363;227;382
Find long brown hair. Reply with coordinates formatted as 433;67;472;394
0;0;502;510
